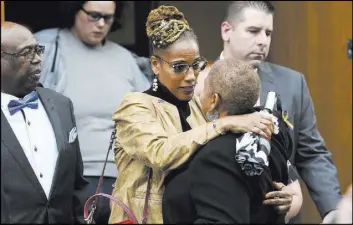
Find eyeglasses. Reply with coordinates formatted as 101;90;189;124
155;55;208;75
81;7;115;24
1;45;45;61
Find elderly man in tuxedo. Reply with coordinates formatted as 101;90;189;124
1;21;89;224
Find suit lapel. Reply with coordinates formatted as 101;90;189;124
258;62;276;105
1;110;47;201
36;88;66;199
36;88;66;152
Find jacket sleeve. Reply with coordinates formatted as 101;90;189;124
295;73;341;217
113;93;221;172
189;142;252;224
68;99;90;224
34;28;61;91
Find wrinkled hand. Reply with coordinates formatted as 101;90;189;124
263;182;293;215
227;111;275;138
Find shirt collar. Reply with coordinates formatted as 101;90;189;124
1;92;19;109
220;51;225;60
219;51;258;73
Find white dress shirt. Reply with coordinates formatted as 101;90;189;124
219;51;261;106
1;92;59;199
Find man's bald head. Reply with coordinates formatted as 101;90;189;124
1;21;42;98
1;21;29;30
1;22;34;50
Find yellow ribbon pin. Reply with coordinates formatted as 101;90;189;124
282;111;294;130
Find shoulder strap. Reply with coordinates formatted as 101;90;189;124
92;121;152;224
276;94;283;112
50;29;61;73
94;121;118;196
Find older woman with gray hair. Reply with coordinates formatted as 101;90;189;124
163;58;302;224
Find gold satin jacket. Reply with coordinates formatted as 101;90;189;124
108;92;221;224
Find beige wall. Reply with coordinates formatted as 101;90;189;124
160;1;229;61
269;1;352;223
1;1;5;23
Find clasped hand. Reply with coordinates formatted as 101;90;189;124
263;181;293;215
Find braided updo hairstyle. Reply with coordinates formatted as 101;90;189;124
146;5;198;53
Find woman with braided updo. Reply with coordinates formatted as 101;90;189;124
109;6;276;224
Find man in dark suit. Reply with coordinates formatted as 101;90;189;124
1;21;89;224
219;1;341;223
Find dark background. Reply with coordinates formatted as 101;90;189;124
4;1;158;57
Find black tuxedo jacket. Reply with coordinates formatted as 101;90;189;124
1;87;89;224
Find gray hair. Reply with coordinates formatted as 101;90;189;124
205;58;260;115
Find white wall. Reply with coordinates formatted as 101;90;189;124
159;1;230;61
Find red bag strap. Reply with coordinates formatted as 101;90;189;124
84;193;139;224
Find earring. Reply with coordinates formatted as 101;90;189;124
206;110;219;122
152;75;158;92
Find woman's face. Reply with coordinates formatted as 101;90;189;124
73;1;115;46
151;39;206;101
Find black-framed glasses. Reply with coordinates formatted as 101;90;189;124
155;55;208;75
1;45;45;61
81;7;115;24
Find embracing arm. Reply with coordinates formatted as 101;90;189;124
285;180;303;222
285;163;303;221
295;74;341;217
114;93;274;172
113;93;221;171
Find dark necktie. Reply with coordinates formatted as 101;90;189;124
8;91;39;115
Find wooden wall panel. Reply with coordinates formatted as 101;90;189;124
269;1;352;223
1;1;5;23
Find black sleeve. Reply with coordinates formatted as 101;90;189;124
288;163;299;183
189;142;252;224
69;99;90;224
271;106;301;183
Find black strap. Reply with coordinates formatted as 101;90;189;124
89;122;118;215
276;94;283;112
89;121;152;224
50;29;60;73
